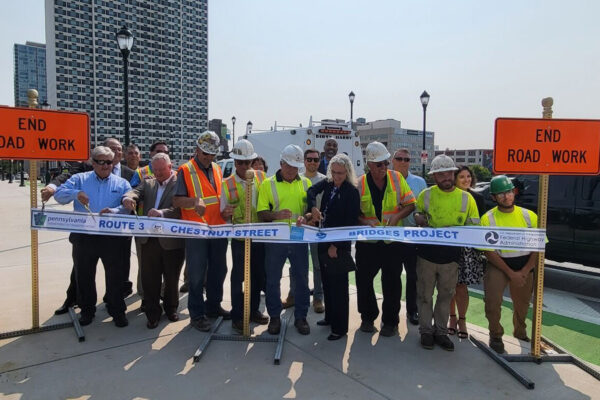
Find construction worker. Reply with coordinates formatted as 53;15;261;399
173;131;230;332
356;142;416;337
220;139;269;333
257;144;312;336
129;141;169;188
481;175;539;354
414;154;480;351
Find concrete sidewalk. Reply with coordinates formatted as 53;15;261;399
0;180;598;399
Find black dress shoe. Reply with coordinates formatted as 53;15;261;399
147;320;159;329
79;314;94;326
316;319;330;326
179;282;189;293
327;333;345;341
113;315;129;328
167;313;179;322
408;312;419;326
206;306;231;320
434;334;454;351
54;301;76;315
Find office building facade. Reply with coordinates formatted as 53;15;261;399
356;119;435;176
434;148;493;171
45;0;208;164
14;42;47;107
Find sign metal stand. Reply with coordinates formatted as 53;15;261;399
192;169;288;365
473;97;600;389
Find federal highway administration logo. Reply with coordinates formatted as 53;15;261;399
485;231;499;244
316;232;327;240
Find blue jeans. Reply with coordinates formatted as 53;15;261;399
185;238;228;320
265;242;309;320
289;243;323;302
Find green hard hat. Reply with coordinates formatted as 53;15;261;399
490;175;515;194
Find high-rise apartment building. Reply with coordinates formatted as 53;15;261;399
14;42;47;107
45;0;208;164
356;119;435;175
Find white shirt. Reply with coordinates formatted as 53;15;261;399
154;171;176;210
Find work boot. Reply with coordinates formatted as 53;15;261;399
282;295;295;309
191;316;212;332
206;306;231;320
250;311;269;325
434;334;454;351
113;315;129;328
294;318;310;335
489;337;505;354
268;317;281;335
313;299;325;313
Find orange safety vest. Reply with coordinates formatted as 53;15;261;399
178;159;225;225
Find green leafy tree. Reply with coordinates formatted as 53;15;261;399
471;164;492;183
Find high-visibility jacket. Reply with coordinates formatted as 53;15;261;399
178;159;225;225
357;170;415;227
256;172;311;223
134;165;154;215
417;186;480;227
480;206;538;258
222;170;266;224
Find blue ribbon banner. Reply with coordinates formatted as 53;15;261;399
31;209;546;251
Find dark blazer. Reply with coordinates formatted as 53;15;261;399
122;174;183;250
307;179;360;252
52;162;134;186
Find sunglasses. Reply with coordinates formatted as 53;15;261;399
305;157;320;163
373;160;389;168
155;150;169;155
235;160;251;165
93;159;113;166
394;157;411;162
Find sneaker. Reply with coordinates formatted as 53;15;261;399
434;334;454;351
268;317;281;335
359;321;376;333
113;315;129;328
489;337;505;354
313;299;325;313
250;311;269;325
421;333;434;350
282;295;295;309
379;324;398;337
232;319;244;333
294;318;310;335
191;316;212;332
206;306;231;320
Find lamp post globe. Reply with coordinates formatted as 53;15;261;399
420;90;430;177
348;91;355;123
116;26;134;146
246;121;253;135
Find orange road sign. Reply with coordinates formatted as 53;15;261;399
494;118;600;175
0;106;90;161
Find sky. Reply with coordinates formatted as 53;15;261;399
1;0;599;149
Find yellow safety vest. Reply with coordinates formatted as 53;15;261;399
481;206;536;258
357;170;412;227
257;174;310;223
223;170;266;224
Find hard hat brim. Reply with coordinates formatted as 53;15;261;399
231;152;258;161
428;166;458;175
282;159;304;168
367;152;391;163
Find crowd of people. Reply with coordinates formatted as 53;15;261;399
41;131;540;353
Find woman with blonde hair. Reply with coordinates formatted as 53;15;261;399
305;154;360;340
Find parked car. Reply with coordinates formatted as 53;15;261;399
478;175;600;267
216;158;234;178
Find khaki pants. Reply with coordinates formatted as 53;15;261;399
483;263;534;339
416;257;458;335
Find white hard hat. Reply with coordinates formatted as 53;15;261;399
365;141;391;163
230;139;257;160
196;130;220;155
428;154;458;175
280;144;304;168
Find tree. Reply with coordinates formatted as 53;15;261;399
471;164;492;183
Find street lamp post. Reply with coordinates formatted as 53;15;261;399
246;121;253;135
116;26;134;146
348;91;355;124
231;116;236;145
420;90;430;177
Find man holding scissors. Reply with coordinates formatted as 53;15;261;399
54;146;132;328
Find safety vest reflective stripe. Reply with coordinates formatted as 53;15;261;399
204;196;219;205
388;170;403;207
486;207;532;257
358;175;366;196
225;176;239;202
270;179;280;211
255;171;266;185
423;188;468;214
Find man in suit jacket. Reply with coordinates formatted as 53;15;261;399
122;153;185;329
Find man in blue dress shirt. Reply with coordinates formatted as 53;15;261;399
54;146;132;327
392;148;428;326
